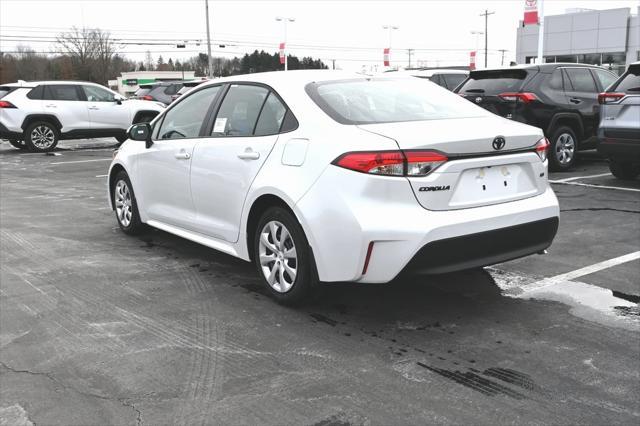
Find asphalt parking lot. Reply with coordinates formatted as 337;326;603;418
1;139;638;425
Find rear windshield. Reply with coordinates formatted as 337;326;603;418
306;78;488;125
0;87;14;99
613;66;640;93
457;69;530;95
134;88;151;96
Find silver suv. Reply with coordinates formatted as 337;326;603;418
597;62;640;180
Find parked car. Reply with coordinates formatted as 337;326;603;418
455;63;618;171
597;62;640;180
170;80;207;103
0;81;164;152
134;81;184;105
108;71;559;304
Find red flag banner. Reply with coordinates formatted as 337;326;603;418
383;48;390;67
469;51;476;71
524;0;539;25
279;42;285;65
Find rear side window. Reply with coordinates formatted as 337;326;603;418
457;69;529;95
442;74;467;90
613;67;640;93
564;68;597;92
547;69;564;91
212;85;269;137
254;92;287;136
26;85;44;100
593;69;617;90
0;88;11;99
44;85;81;101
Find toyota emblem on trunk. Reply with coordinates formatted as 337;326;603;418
493;136;506;150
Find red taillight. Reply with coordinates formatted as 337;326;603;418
498;92;537;103
598;92;625;104
141;95;153;101
362;241;375;275
0;100;17;108
333;150;447;177
535;137;550;162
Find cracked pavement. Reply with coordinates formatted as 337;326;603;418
1;141;638;425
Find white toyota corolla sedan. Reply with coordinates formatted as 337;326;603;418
108;70;559;304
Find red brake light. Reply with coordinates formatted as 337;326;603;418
535;137;550;162
141;95;153;101
333;150;447;177
598;92;625;104
0;100;17;108
498;92;537;103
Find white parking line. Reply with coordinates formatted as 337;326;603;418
523;251;640;293
50;158;112;165
549;180;640;192
95;174;108;178
550;172;612;183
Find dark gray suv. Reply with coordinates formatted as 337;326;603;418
597;62;640;180
134;81;184;106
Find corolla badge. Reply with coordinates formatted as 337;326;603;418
492;136;506;150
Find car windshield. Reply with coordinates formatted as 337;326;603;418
457;69;529;95
306;78;488;125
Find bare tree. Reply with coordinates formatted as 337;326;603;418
56;27;116;83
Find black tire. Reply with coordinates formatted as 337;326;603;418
548;126;578;172
112;171;146;235
24;121;59;153
253;207;318;305
8;139;27;150
609;159;640;180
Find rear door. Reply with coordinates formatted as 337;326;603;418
562;67;600;137
600;65;640;141
189;84;287;242
42;85;90;131
81;85;130;130
456;69;531;119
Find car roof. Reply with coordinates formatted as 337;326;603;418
196;70;381;90
474;63;613;74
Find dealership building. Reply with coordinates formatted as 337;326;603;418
108;70;197;97
516;7;639;74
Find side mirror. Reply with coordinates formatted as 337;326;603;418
114;95;124;105
128;123;153;148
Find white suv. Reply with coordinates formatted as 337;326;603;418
0;81;164;152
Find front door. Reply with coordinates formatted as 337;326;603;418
135;85;222;230
190;84;288;242
81;85;130;131
42;84;91;131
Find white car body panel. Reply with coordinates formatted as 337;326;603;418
107;70;560;285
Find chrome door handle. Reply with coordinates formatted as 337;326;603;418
45;104;57;108
174;152;191;160
237;148;260;160
88;106;99;110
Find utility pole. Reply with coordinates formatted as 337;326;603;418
498;49;507;66
407;48;414;68
332;59;336;70
480;9;495;68
205;0;214;78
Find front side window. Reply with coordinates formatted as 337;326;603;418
83;85;116;102
211;85;269;136
45;85;81;101
307;78;488;125
157;85;220;140
564;68;597;92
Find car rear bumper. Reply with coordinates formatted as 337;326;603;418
0;122;22;140
598;130;640;160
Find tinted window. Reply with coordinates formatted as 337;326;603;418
254;92;287;136
457;69;529;95
593;69;617;90
83;85;116;102
547;69;564;91
135;87;151;97
564;68;597;92
612;68;640;93
442;74;467;90
157;86;220;139
45;85;80;101
164;84;181;96
429;74;444;87
307;78;487;125
26;85;44;99
212;85;269;136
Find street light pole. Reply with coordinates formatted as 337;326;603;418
276;16;295;71
479;9;495;68
205;0;214;78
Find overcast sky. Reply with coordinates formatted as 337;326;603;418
1;0;638;71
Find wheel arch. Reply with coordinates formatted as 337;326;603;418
547;113;584;141
108;163;127;210
245;194;296;261
21;114;62;132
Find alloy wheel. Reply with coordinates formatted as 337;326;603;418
30;125;56;150
114;180;133;227
258;220;297;293
555;133;575;165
